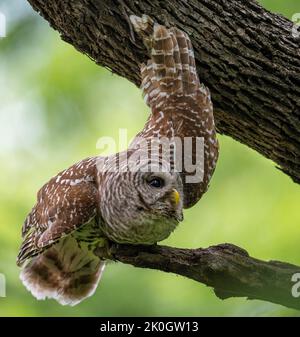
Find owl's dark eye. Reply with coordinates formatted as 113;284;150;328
148;177;165;188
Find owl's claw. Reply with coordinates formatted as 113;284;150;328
94;238;115;260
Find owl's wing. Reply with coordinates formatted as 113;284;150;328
131;15;219;208
18;157;108;306
17;157;98;266
134;16;199;111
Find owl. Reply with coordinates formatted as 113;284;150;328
17;15;219;305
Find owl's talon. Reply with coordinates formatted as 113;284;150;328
94;238;115;260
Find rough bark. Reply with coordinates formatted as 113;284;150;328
95;242;300;310
28;0;300;183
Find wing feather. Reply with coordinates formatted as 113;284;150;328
17;157;98;266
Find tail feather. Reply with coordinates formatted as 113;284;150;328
20;235;105;306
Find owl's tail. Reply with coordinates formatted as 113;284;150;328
20;235;105;306
130;14;199;109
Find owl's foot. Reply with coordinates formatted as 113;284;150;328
93;237;115;260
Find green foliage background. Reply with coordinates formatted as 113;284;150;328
0;0;299;316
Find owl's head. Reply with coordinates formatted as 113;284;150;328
99;168;183;245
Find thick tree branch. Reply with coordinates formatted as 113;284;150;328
95;242;300;310
28;0;300;183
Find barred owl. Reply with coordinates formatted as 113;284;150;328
17;15;218;306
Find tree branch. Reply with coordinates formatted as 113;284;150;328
28;0;300;183
95;242;300;310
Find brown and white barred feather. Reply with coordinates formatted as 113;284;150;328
17;157;106;306
20;235;106;306
130;15;219;208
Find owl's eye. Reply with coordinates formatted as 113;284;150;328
147;177;165;188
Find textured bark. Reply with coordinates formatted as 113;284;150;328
95;242;300;310
28;0;300;183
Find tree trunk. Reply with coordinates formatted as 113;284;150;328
28;0;300;183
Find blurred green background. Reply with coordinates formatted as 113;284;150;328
0;0;299;317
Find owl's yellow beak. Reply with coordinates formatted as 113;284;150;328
171;189;180;206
